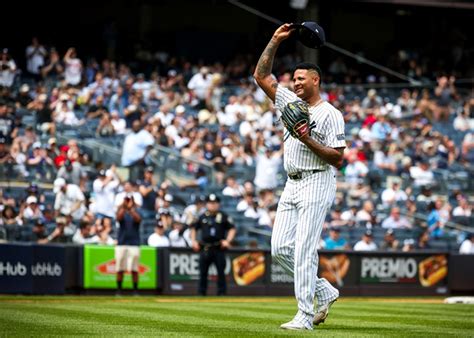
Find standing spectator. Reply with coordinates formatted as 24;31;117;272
433;75;457;121
147;221;170;247
381;207;412;229
93;168;120;234
115;195;141;295
56;159;86;186
187;67;213;110
138;166;158;219
41;48;64;82
353;230;378;251
254;147;282;191
0;100;19;144
115;181;143;212
64;48;82;86
121;120;154;180
427;200;445;238
25;37;47;81
0;48;17;88
459;234;474;254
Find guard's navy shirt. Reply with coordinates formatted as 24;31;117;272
117;212;140;246
192;211;234;243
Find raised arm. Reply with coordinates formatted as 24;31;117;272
253;23;294;102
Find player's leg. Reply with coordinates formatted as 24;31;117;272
271;182;298;276
293;172;335;327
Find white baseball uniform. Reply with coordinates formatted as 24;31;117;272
272;85;345;328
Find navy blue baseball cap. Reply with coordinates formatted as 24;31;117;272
290;21;326;49
207;194;220;203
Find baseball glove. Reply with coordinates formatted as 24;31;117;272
281;100;310;139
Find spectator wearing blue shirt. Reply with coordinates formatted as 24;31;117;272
371;114;392;141
324;228;349;250
427;200;444;238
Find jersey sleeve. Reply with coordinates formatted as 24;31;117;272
275;85;299;118
326;108;347;148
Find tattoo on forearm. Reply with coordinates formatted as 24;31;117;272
256;40;278;78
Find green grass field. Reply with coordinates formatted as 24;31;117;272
0;296;473;337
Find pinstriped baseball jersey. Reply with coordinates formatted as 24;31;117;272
275;85;346;174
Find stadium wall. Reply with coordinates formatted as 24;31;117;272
0;244;472;296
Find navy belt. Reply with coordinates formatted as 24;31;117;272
288;169;325;180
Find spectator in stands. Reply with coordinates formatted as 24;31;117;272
182;195;206;225
93;168;120;233
25;37;47;81
371;113;392;141
137;166;158;219
1;205;22;226
27;142;54;179
452;197;472;217
361;89;382;109
31;218;47;242
169;220;191;247
254;146;282;191
38;215;71;244
459;233;474;254
115;194;141;295
41;47;64;82
53;177;86;221
0;48;17;88
353;230;377;251
381;207;412;229
72;221;99;244
64;48;82;86
187;66;213;110
222;176;244;197
115;181;143;212
433;75;457;121
409;159;434;188
340;205;358;227
416;230;432;250
147;220;170;247
381;181;407;207
427;200;445;239
344;153;368;186
56;159;86;186
110;111;126;135
121;120;154;180
355;200;376;226
22;195;43;222
402;238;416;252
324;227;349;250
453;101;474;131
15;84;33;108
379;229;400;251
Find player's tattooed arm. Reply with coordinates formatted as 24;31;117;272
254;39;280;101
300;135;345;169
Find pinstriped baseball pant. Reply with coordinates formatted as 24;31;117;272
271;170;339;327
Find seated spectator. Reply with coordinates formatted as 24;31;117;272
427;200;445;238
353;230;378;251
371;113;392;141
22;195;44;221
409;160;435;188
402;238;416;252
452;197;472;217
381;181;407;207
96;112;115;137
324;227;349;250
182;195;206;225
222;176;244;197
459;233;474;254
86;95;108;119
110;111;126;135
1;205;22;226
148;221;170;247
379;229;400;251
31;218;48;242
340;205;358;227
38;215;71;244
433;75;456;122
169;221;191;247
381;207;412;229
72;221;99;244
27;142;54;178
355;200;376;225
416;230;432;251
236;192;254;213
344;154;368;186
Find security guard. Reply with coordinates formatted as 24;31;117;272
190;193;236;296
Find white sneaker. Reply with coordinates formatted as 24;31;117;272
280;320;313;331
313;297;338;325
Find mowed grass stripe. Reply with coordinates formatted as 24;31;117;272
5;303;292;336
336;303;474;318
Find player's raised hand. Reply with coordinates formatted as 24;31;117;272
272;23;295;43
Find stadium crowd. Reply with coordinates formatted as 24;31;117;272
0;37;473;253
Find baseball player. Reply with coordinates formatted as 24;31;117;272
254;23;346;330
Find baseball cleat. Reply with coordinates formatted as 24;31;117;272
313;298;337;325
280;320;313;331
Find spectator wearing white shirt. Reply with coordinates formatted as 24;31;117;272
53;178;86;221
93;168;120;233
114;181;143;212
110;111;126;134
409;160;435;187
0;48;17;88
22;196;44;221
25;37;47;80
381;207;412;229
121;121;154;180
459;234;474;254
452;198;472;217
254;147;282;191
169;221;191;247
237;193;254;213
381;181;408;207
64;48;82;86
187;67;213;109
355;200;375;224
353;230;378;251
344;153;368;185
182;195;206;225
147;221;170;247
222;176;244;198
